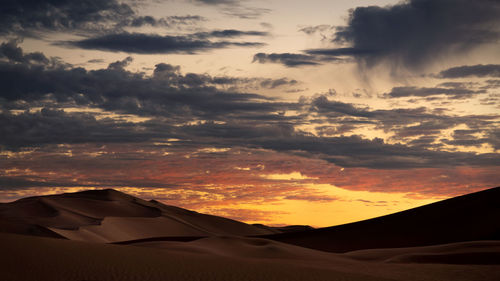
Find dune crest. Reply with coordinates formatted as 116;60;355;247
263;186;500;252
1;187;500;281
0;189;274;243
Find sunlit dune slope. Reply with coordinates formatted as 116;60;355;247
0;189;276;243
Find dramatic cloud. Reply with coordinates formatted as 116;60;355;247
259;78;298;89
332;0;500;69
67;32;265;54
192;0;239;4
438;64;500;78
385;86;485;99
1;44;498;170
0;109;162;150
298;25;334;35
253;53;324;67
305;47;374;57
125;15;205;28
0;40;48;64
1;42;499;218
191;0;270;19
0;0;133;34
0;0;206;35
0;62;287;124
194;29;268;38
307;94;499;148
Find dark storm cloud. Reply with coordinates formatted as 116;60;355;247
332;0;500;69
192;0;238;4
0;61;290;122
67;32;265;54
385;86;485;99
194;29;268;38
0;177;77;189
482;80;500;90
253;53;321;67
153;63;300;92
252;51;348;67
107;56;133;70
0;40;49;64
441;128;500;151
305;47;376;57
395;121;451;138
0;0;206;36
438;64;500;78
2;107;499;170
310;95;373;118
180;122;500;169
441;129;488;148
0;43;292;123
315;124;356;136
0;0;134;34
259;78;297;89
1;44;499;170
458;129;500;150
0;109;167;149
123;15;205;28
307;94;499;146
298;25;334;35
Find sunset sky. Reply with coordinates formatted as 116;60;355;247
1;0;499;227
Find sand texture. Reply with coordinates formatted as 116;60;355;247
1;187;499;280
0;189;274;243
1;232;500;281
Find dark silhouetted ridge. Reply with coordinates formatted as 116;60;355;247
261;186;500;252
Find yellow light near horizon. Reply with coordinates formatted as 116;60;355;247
204;184;442;227
0;184;444;227
262;172;318;180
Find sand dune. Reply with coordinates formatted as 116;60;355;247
263;186;500;252
1;188;500;280
1;232;499;281
345;240;500;264
0;189;274;243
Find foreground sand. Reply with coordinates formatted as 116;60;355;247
1;188;499;280
1;232;499;281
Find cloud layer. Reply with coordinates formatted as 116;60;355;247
0;1;499;223
1;43;498;171
68;32;265;54
331;0;500;69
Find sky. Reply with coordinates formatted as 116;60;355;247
0;0;499;227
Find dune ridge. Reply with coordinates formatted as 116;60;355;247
1;187;500;281
0;189;275;243
262;186;500;252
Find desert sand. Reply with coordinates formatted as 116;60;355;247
0;189;275;243
1;187;499;281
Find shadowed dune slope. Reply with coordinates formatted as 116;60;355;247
1;232;500;281
0;189;275;242
262;186;500;252
345;240;500;264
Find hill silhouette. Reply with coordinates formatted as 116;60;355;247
0;189;276;243
262;186;500;252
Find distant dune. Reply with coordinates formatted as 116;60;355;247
263;186;500;252
0;189;276;243
1;187;499;281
